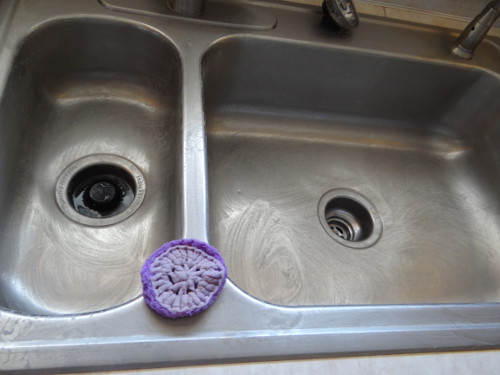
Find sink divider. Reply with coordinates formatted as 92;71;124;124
178;49;210;242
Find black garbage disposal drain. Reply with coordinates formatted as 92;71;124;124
56;155;146;226
318;188;382;249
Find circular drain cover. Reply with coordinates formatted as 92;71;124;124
318;188;382;248
87;181;119;206
327;215;358;241
56;155;146;226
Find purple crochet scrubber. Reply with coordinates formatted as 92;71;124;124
141;239;227;319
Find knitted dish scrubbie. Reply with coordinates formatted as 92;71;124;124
141;239;227;318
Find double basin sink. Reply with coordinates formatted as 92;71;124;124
0;0;499;373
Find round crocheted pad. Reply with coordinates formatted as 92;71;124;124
141;239;227;319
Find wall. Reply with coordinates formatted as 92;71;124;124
285;0;500;36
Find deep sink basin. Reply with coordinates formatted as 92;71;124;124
0;19;181;315
0;0;499;373
204;37;500;306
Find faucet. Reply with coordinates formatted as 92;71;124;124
322;0;359;30
168;0;204;17
168;0;361;28
451;0;500;59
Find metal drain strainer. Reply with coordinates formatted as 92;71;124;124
318;188;382;248
55;155;146;226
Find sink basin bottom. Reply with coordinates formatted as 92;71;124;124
0;19;182;315
208;111;500;306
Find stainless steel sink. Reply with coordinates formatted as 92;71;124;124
0;0;499;373
0;17;181;316
204;36;500;306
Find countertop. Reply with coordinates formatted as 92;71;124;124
67;350;500;374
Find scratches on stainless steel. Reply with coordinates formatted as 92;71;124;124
0;19;182;315
218;200;305;305
0;0;500;371
209;128;500;305
204;36;500;305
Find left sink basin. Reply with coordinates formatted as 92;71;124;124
0;19;182;315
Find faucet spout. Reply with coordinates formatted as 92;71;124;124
451;0;500;59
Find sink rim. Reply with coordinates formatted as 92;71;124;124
0;0;499;373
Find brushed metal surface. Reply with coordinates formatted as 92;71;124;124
452;0;500;59
100;0;277;30
204;37;500;306
0;0;499;373
0;19;182;315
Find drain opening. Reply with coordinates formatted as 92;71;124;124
69;164;135;219
56;155;146;226
327;215;357;241
318;189;382;249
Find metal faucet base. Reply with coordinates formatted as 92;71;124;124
452;0;500;59
100;0;277;30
